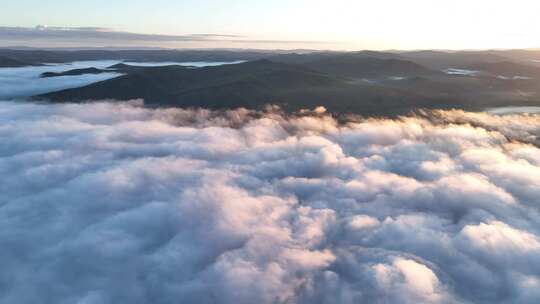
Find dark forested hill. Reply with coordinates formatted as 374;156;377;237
467;61;540;78
270;51;438;78
39;60;342;107
40;67;107;78
0;55;33;67
25;50;540;115
34;59;503;115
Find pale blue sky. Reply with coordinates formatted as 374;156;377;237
2;0;540;50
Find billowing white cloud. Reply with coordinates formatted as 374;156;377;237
1;101;540;303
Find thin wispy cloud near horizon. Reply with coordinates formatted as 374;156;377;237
0;26;340;49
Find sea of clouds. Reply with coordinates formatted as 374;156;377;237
1;100;540;303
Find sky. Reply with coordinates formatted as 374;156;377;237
1;0;540;50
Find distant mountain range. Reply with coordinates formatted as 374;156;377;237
2;48;540;68
0;49;270;67
0;55;35;67
1;48;539;115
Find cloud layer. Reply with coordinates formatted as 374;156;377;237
1;101;540;303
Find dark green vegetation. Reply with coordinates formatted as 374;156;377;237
466;61;540;78
0;55;36;67
3;48;537;115
40;67;106;78
271;52;440;79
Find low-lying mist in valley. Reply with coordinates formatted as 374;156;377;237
2;100;540;303
0;60;237;99
0;61;123;99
